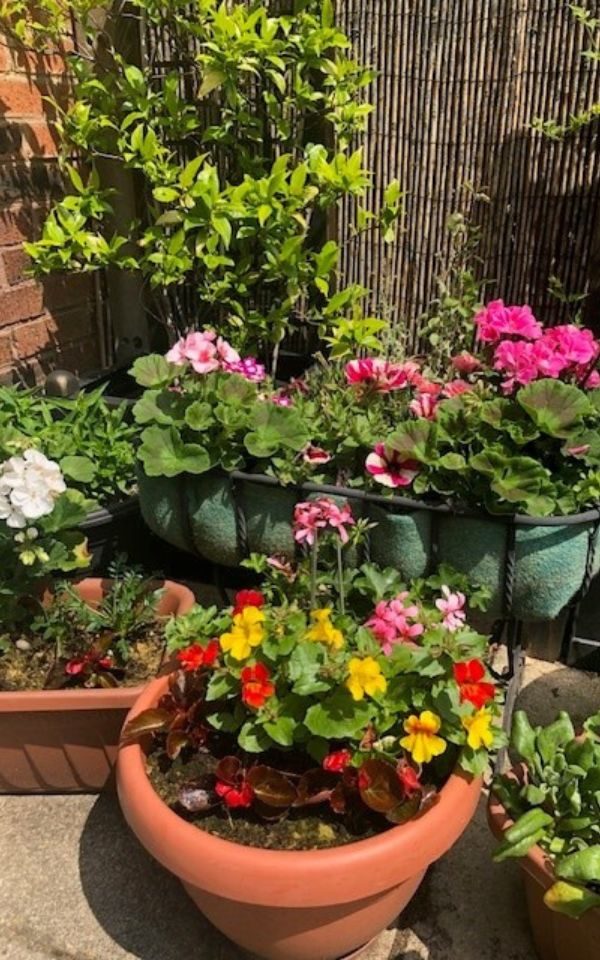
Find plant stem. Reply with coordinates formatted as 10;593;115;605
310;532;318;608
337;541;345;615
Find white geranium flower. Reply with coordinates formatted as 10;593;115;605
0;450;66;529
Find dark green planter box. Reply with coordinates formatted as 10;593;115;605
138;471;600;622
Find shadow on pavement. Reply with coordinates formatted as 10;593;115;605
78;789;238;960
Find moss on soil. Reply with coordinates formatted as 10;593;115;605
147;749;389;852
0;625;165;691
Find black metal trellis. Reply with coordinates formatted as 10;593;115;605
216;469;600;727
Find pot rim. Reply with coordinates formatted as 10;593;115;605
488;775;600;915
117;674;482;908
83;493;139;527
0;578;195;711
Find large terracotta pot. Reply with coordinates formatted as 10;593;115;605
117;675;482;960
488;788;600;960
0;578;195;794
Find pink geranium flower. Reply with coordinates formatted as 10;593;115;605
166;331;220;373
475;300;542;343
216;336;240;365
435;585;466;631
366;594;424;655
272;392;293;407
345;358;411;393
493;339;539;393
531;337;568;379
409;393;438;419
366;443;420;488
410;374;442;396
579;367;600;389
441;379;473;398
293;497;355;545
451;352;481;375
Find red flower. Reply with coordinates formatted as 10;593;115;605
357;767;371;791
396;760;422;797
177;640;220;672
322;749;352;773
241;662;275;709
65;651;113;676
233;589;265;616
215;781;254;808
453;659;496;709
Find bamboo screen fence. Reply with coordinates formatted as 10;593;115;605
145;0;600;346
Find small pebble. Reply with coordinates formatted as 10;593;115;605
15;639;31;652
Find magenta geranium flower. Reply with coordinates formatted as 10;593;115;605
225;357;266;382
293;497;355;545
546;325;598;366
366;594;424;655
493;339;539;393
345;358;411;393
475;300;542;343
365;443;420;488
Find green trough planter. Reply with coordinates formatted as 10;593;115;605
138;470;600;622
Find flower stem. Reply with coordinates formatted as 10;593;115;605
337;541;345;615
310;532;318;607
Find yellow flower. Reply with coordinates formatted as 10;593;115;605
400;711;447;765
219;606;265;661
462;707;494;750
306;608;344;650
346;656;387;701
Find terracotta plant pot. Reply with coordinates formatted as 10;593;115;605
117;675;482;960
488;789;600;960
0;578;195;794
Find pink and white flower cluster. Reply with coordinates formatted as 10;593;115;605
366;593;424;655
293;497;355;546
166;329;265;382
345;358;417;393
475;301;600;394
435;585;466;631
366;443;420;489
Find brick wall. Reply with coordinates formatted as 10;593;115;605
0;35;102;384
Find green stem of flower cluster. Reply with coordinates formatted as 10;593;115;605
337;541;345;615
310;533;318;608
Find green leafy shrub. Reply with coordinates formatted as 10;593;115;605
493;709;600;918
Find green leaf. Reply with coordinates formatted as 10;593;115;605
322;0;334;27
480;399;540;445
138;425;211;478
238;720;274;753
130;355;176;388
60;455;95;483
388;420;437;463
470;449;555;515
244;403;309;458
304;690;375;740
518;379;591;437
153;186;180;203
184;401;213;431
556;846;600;884
544;881;600;918
264;715;297;747
510;710;539;766
537;712;575;766
205;672;238;702
198;68;226;98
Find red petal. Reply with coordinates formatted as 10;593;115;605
459;682;496;709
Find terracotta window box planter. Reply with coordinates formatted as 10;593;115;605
488;787;600;960
117;674;482;960
0;578;195;794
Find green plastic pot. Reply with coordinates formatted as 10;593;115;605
138;471;600;621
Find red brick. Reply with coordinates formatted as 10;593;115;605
2;246;31;285
11;47;71;76
0;77;69;117
0;330;12;366
0;282;44;327
11;314;57;357
0;204;34;246
0;43;11;72
0;119;60;158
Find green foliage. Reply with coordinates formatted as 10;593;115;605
493;709;600;918
4;0;401;358
0;386;137;506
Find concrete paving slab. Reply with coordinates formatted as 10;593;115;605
1;657;599;960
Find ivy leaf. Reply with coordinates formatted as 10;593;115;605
518;379;591;437
138;425;211;477
244;403;309;458
130;355;177;388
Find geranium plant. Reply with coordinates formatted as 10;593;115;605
122;498;502;840
493;709;600;918
132;303;600;517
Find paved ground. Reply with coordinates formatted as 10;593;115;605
1;658;599;960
